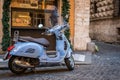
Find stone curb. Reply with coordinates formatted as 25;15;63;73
0;59;8;70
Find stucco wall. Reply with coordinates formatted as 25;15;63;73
90;18;120;43
69;0;75;45
0;0;3;52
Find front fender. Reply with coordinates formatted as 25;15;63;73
65;48;73;58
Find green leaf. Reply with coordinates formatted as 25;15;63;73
2;0;11;51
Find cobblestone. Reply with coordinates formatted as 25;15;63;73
0;41;120;80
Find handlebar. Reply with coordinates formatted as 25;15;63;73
41;23;69;35
41;29;53;36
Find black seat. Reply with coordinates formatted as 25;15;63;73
18;36;50;47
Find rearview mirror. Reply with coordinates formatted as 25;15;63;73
38;24;43;28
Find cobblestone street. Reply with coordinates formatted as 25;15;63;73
0;41;120;80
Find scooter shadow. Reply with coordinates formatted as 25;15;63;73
27;66;69;75
0;66;70;79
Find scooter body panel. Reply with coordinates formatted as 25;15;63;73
9;25;73;63
10;42;45;58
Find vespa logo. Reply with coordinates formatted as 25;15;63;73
25;48;35;53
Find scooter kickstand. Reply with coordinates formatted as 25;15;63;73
30;67;36;73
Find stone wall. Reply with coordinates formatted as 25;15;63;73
74;0;91;50
90;18;120;43
90;0;114;20
90;0;120;43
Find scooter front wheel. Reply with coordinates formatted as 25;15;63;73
65;55;75;70
8;56;27;74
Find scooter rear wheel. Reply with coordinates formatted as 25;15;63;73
65;55;75;70
8;56;27;74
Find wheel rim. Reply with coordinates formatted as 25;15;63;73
12;58;25;72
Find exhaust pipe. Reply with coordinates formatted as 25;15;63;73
14;59;34;68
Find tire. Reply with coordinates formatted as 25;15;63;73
65;55;75;70
8;56;27;74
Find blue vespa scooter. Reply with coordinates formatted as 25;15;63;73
4;22;75;74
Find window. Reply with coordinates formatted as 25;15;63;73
114;0;120;17
11;0;58;28
93;2;97;13
12;11;31;27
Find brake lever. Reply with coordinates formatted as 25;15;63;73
41;32;45;35
41;31;52;36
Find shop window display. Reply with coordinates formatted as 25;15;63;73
12;11;31;27
11;0;57;28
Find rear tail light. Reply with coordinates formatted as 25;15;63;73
4;45;14;60
7;45;14;52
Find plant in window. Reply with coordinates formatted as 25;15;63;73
62;0;70;40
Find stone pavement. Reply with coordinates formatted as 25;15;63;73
0;41;120;80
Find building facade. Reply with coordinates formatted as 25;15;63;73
0;0;91;51
90;0;120;43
